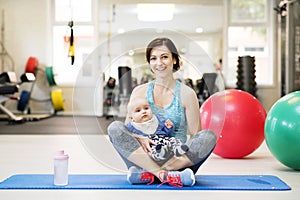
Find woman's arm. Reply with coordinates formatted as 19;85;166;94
181;84;202;137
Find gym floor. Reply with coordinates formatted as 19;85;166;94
0;116;299;200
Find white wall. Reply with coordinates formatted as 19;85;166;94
0;0;51;74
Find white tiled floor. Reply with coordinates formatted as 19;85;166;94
0;134;299;200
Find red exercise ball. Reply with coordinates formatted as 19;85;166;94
200;89;266;158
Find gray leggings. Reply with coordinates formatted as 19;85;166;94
108;121;217;173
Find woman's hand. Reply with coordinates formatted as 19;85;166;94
134;135;157;153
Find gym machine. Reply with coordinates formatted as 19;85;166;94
0;56;65;123
275;0;300;96
103;66;132;119
196;73;218;106
0;72;35;123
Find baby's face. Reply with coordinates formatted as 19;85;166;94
130;101;153;123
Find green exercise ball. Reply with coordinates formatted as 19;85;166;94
265;91;300;170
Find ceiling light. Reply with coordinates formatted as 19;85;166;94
196;27;204;33
117;28;125;34
128;50;135;56
137;4;175;22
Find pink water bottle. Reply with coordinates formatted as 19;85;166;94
54;150;69;186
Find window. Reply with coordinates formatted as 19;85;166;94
229;0;266;23
54;0;92;22
52;0;96;85
225;0;273;86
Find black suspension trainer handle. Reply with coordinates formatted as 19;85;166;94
68;21;75;65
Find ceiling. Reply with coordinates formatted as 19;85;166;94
98;1;224;36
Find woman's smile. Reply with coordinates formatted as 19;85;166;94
155;66;167;71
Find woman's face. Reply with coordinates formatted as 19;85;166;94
149;45;175;76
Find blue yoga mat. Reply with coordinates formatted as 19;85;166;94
0;174;291;191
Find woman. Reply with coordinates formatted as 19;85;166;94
108;37;216;187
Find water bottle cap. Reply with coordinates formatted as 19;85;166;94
57;150;64;155
54;150;69;160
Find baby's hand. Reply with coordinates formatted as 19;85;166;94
165;119;173;129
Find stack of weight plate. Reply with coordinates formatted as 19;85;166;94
45;66;65;112
236;56;257;97
18;57;65;113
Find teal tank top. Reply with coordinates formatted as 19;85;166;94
146;80;187;143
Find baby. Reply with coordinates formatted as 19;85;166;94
126;97;188;161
